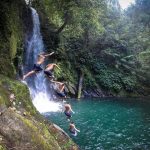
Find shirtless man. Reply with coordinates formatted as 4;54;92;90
44;63;60;79
23;52;54;80
69;122;80;136
51;80;66;98
64;103;74;120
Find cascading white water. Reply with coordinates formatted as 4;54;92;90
23;7;62;113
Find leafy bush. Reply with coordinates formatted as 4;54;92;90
95;68;123;92
84;69;97;88
55;62;77;84
92;62;107;73
121;76;137;92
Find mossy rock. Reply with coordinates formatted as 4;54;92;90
0;109;60;150
0;74;79;149
0;86;10;106
0;74;37;115
0;108;79;150
0;0;24;78
0;145;6;150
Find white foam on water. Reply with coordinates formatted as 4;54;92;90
32;92;62;113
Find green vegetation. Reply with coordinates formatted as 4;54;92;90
0;0;149;149
19;115;61;150
0;74;37;115
0;0;24;78
0;1;149;96
32;0;150;96
0;145;6;150
0;1;79;149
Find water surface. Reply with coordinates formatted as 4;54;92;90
44;98;150;150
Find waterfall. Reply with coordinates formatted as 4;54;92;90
23;7;62;113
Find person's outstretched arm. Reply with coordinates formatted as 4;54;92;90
45;64;51;68
39;54;45;58
44;52;54;57
70;107;75;114
51;80;62;84
54;64;61;70
50;80;57;83
75;127;80;132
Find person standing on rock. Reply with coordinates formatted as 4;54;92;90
44;63;60;79
69;122;80;136
23;52;54;80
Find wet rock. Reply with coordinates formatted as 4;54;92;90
66;82;76;96
83;89;114;98
8;107;16;111
9;93;15;102
23;112;26;116
0;75;79;150
0;109;59;150
16;111;21;114
83;90;91;97
13;102;16;106
0;108;79;150
64;86;69;93
0;105;7;115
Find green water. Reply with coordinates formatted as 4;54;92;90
44;98;150;150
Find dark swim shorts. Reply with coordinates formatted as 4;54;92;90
33;64;43;72
64;111;72;118
56;91;66;98
69;129;76;135
44;70;53;77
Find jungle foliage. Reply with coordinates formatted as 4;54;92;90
27;0;150;96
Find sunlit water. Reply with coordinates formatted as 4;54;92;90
44;98;150;150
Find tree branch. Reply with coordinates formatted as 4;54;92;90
56;11;70;34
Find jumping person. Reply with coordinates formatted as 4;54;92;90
44;63;60;79
64;103;74;120
23;52;54;80
69;122;80;136
51;80;66;98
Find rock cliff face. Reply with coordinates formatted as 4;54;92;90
0;0;78;149
0;75;78;150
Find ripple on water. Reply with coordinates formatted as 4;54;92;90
45;98;150;150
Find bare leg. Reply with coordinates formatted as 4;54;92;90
60;85;67;98
60;85;65;92
23;70;35;80
51;80;62;84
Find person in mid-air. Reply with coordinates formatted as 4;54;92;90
23;52;54;80
64;103;74;120
44;63;60;79
69;122;80;136
51;80;66;98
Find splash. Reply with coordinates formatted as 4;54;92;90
32;92;62;113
